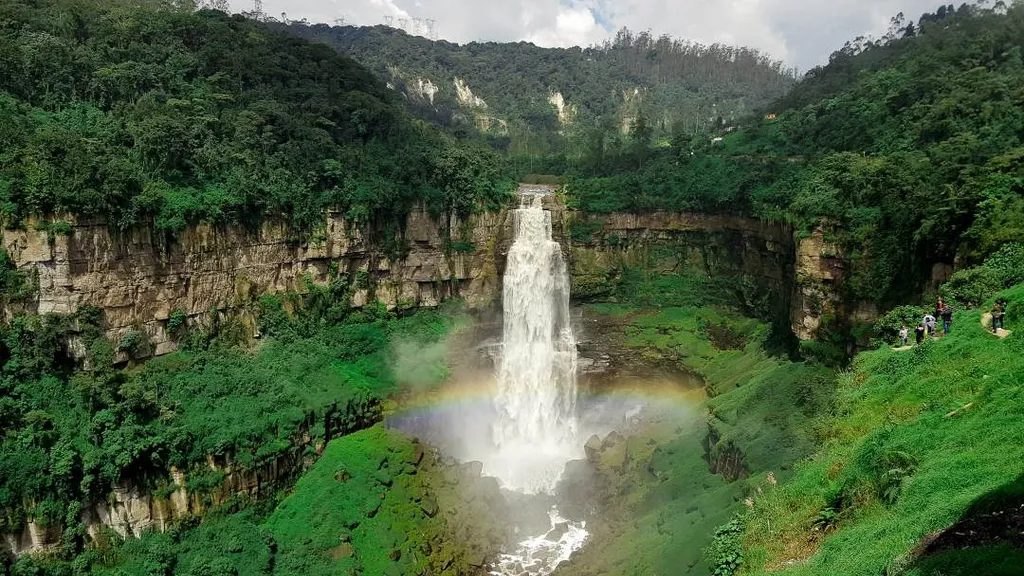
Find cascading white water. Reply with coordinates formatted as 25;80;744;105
485;192;580;494
495;193;578;445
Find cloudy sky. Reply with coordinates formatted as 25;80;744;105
230;0;942;70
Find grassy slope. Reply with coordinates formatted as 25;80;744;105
563;303;833;576
87;426;458;576
741;284;1024;575
267;425;449;576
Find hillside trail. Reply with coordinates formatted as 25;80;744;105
892;312;1011;352
981;313;1012;339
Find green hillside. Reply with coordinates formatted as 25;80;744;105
283;23;797;159
0;0;513;234
566;2;1024;307
739;283;1023;575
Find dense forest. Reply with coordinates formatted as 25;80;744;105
0;0;514;235
281;22;798;160
565;1;1024;307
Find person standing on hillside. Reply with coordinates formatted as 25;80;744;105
923;313;937;336
915;323;926;345
992;301;1006;333
940;305;953;335
899;325;909;347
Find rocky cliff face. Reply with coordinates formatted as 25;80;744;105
3;209;512;359
2;398;380;557
563;211;797;321
4;203;835;364
791;227;886;345
790;227;847;341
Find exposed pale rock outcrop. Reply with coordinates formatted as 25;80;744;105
548;91;575;125
453;77;487;109
3;209;511;358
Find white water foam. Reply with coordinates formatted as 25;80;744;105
487;192;588;575
491;509;588;576
488;193;580;494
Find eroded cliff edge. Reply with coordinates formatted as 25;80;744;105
2;209;512;359
3;202;843;363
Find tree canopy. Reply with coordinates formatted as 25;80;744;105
0;0;515;234
282;22;798;159
566;1;1024;305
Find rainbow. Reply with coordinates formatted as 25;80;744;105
386;377;708;424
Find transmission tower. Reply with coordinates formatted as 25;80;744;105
412;17;423;35
384;15;395;27
397;18;408;31
252;0;263;21
425;19;437;40
334;17;346;26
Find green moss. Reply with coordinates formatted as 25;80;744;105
268;426;445;575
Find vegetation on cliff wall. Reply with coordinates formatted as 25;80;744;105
565;3;1024;305
0;285;462;557
0;0;514;234
10;425;511;576
565;245;1024;575
562;299;833;576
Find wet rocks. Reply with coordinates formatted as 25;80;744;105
584;435;603;460
546;521;569;541
420;496;439;518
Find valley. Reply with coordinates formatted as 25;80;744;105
1;2;1022;576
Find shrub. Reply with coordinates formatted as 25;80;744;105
520;174;564;185
705;516;745;576
568;217;604;243
167;309;188;336
871;305;927;346
942;243;1024;306
116;330;144;354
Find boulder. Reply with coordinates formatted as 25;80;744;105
420;497;439;518
584;435;603;461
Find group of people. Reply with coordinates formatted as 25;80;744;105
898;298;956;346
896;296;1011;347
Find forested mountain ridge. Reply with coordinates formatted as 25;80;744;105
0;0;514;234
567;1;1024;311
280;23;798;157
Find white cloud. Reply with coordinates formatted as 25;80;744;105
231;0;945;69
525;4;603;47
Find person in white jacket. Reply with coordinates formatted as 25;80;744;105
923;313;937;336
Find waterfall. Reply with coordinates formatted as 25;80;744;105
489;193;579;492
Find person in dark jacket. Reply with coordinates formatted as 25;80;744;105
915;323;926;345
992;301;1006;333
940;305;953;334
